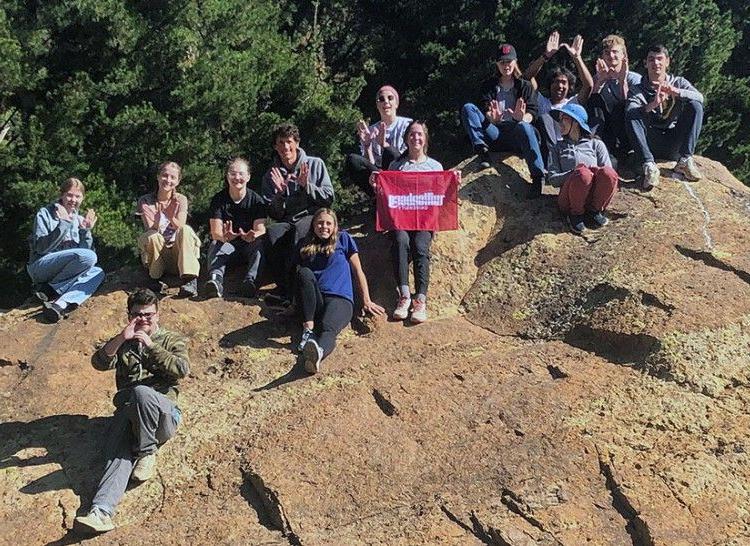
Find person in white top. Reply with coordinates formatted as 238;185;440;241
346;85;412;196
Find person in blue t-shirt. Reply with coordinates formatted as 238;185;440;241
295;208;385;374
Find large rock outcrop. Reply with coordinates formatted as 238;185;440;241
1;155;748;545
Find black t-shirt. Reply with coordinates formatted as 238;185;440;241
209;188;267;232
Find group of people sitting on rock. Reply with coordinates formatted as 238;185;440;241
27;31;706;535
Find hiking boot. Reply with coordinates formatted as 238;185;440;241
410;299;427;324
393;295;412;321
588;211;609;228
568;215;586;235
131;452;156;482
178;277;197;298
42;302;64;323
674;156;703;182
33;283;57;303
475;145;491;169
240;279;257;299
205;276;224;299
642;162;660;191
75;506;114;534
297;328;314;352
302;338;323;374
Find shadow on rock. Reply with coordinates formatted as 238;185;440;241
676;245;750;286
564;324;662;366
253;358;308;392
0;414;108;501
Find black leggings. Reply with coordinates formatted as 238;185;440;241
297;267;354;358
391;230;433;297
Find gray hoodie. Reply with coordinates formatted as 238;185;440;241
261;147;334;221
626;74;704;130
546;136;612;188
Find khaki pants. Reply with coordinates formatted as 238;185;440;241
138;226;201;279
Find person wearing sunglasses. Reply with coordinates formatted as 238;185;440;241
346;85;412;196
75;288;189;534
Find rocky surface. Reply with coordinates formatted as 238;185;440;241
1;155;749;545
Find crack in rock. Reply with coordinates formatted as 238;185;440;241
242;469;302;545
439;504;495;545
500;489;561;544
597;451;654;546
372;389;398;417
57;498;68;529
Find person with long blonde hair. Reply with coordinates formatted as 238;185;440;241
137;161;201;296
27;177;104;322
295;208;384;373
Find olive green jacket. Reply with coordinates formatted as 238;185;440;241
92;328;189;406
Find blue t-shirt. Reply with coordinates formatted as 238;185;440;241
299;231;358;302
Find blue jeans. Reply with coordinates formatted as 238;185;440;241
27;248;104;306
460;102;545;179
625;99;703;164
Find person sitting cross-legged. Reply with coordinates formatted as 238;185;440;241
625;44;704;191
74;288;189;534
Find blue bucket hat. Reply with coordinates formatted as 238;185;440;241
551;102;592;135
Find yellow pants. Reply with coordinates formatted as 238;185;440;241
137;226;201;279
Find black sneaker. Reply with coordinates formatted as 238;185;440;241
205;276;224;299
297;328;314;352
587;211;609;228
42;302;64;323
240;279;257;299
147;277;167;294
33;283;57;303
568;214;586;235
475;145;491;169
178;277;197;298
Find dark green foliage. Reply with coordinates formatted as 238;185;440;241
0;0;748;307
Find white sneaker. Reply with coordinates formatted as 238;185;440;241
75;506;115;533
674;156;703;181
131;452;156;482
411;299;427;324
302;339;323;374
393;295;411;320
642;162;660;191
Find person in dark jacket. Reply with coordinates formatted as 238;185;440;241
459;43;546;197
261;123;334;302
75;288;189;534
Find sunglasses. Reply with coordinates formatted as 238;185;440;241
129;311;157;319
377;95;395;102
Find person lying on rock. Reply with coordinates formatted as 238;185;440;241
346;84;412;196
136;161;201;297
205;157;268;299
523;31;593;167
547;103;618;235
295;207;385;373
626;44;704;190
27;177;105;323
370;120;445;324
585;34;642;164
75;288;189;534
459;43;546;198
262;123;334;305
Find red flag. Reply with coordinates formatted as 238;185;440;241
375;171;459;232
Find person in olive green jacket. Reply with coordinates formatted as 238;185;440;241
75;288;189;534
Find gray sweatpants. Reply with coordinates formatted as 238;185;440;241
91;385;181;515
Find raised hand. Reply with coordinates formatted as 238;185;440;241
369;171;380;190
595;58;615;81
297;162;310;188
619;57;629;81
122;317;138;340
487;99;503;124
132;330;153;348
270;167;287;193
223;220;239;242
545;31;560;57
375;121;386;149
55;203;71;222
507;98;527;122
81;208;97;229
563;34;583;58
356;119;372;145
237;227;257;242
